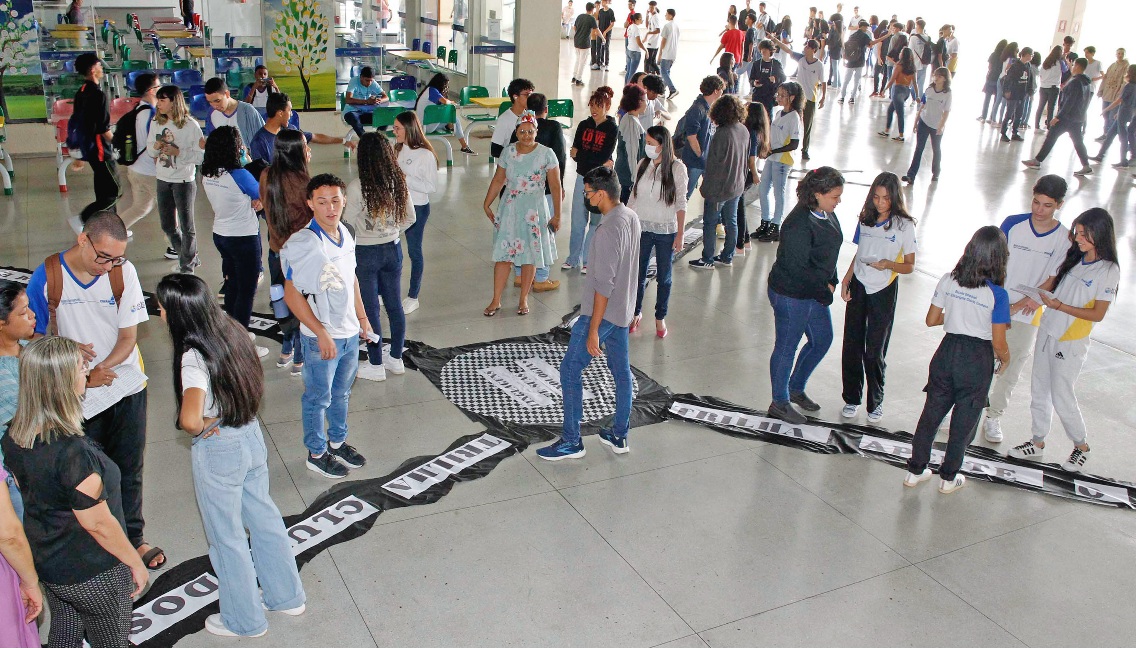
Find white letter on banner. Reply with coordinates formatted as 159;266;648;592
130;496;379;645
669;401;832;443
382;433;512;499
477;366;552;407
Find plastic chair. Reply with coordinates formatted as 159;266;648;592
421;104;455;166
0;107;13;195
190;94;210;122
388;89;417;104
412;38;421;51
389;75;416;90
342;106;405;157
448;49;458;68
121;60;149;72
164;59;190;70
436;45;447;64
459;85;496;134
422;41;431;55
110;96;140;123
50;100;75;192
498;101;512;115
173;68;203;90
546;98;574;129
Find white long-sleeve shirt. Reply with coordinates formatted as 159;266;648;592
627;158;688;235
147;117;204;183
397;145;439;205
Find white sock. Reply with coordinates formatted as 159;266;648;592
329;441;344;450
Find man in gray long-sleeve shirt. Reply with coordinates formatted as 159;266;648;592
538;167;641;461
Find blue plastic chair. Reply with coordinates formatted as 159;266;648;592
126;70;149;91
173;68;203;90
189;94;210;121
390;75;416;90
412;38;421;51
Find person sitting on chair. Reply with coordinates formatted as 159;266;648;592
342;66;388;137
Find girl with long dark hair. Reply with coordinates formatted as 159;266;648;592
628;124;687;338
261;129;312;375
157;273;305;637
839;173;917;422
717;52;739;94
980;39;1009;122
414;72;476;154
393;110;439;313
1010;209;1120;473
201;126;267;357
0;281;35;519
903;67;952;183
765;167;845;424
989;41;1019;124
1035;46;1063;131
149;85;205;273
736;101;771;255
879;47;915;140
342;133;415;382
905;226;1011;494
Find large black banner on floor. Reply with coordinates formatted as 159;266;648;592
667;393;1136;510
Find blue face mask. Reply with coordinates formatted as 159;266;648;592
239;147;250;167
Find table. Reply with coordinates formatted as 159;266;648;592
155;30;194;39
395;51;432;61
470;97;509;108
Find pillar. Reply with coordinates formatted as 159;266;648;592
515;0;561;87
1052;0;1088;49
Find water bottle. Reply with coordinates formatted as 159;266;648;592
270;284;290;318
124;133;134;163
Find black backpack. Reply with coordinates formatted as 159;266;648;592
671;114;687;152
844;36;865;63
112;103;154;166
915;34;934;65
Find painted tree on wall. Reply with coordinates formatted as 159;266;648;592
270;0;329;110
0;2;39;117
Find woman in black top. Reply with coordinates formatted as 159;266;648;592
565;86;618;271
1;337;147;648
765;167;845;424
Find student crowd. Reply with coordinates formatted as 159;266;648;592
0;3;1128;646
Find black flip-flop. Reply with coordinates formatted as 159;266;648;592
141;546;167;571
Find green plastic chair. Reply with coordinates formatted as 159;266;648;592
436;45;447;64
422;104;456;166
121;59;149;71
164;59;190;70
546;98;574;129
498;101;512;115
459;85;496;134
388;89;417;103
448;49;459;68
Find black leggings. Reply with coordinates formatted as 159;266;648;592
841;277;898;412
873;62;890;94
1035;86;1059;128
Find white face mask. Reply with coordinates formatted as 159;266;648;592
644;144;661;159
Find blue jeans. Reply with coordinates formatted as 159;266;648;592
356;241;405;364
5;472;23;521
213;233;261;329
560;315;633;444
829;56;841;86
344;110;374;137
635;231;676;319
192;420;304;636
701;195;740;262
685;166;704;199
768;287;833;403
660;58;676;93
625;50;642;86
281;329;304;365
887;84;910;134
300;334;359;456
567;174;601;267
758;160;791;225
404;203;430;299
914;66;927;98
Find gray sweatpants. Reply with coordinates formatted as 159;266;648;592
1030;331;1090;445
986;322;1039;419
157;179;198;271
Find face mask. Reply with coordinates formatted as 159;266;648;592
644;144;661;159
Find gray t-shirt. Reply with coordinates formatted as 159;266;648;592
580;204;641;327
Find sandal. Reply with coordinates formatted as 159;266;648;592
140;544;167;571
517;306;530;316
483;304;501;317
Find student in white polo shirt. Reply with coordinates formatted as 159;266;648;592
25;210;166;568
906;226;1010;494
982;175;1070;443
839;172;916;423
1010;208;1119;473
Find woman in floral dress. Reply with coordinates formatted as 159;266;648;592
482;111;563;316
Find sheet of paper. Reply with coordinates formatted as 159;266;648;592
1014;284;1055;302
82;364;147;419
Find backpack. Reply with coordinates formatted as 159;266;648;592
671;114;687;152
843;36;865;63
44;253;124;335
915;34;934;65
112;103;154;166
66;82;103;162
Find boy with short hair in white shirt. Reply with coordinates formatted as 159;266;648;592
983;175;1070;443
281;174;373;479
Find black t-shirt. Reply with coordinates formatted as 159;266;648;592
597;8;616;33
2;433;126;585
73;81;110;161
743;26;757;61
573;14;597;49
572;115;618;175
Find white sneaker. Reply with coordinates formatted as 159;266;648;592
402;297;420;314
263;601;306;616
984;417;1003;443
1008;440;1043;461
841;403;859;418
247;332;256;341
867;405;883;423
356;363;387;382
383;355;405;375
255;345;269;359
938;474;966;494
1062;448;1090;472
205;613;267;638
904;468;932;487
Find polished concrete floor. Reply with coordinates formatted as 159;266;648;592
6;32;1136;648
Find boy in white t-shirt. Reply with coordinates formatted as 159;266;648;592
281;174;373;479
26;211;165;568
983;175;1070;443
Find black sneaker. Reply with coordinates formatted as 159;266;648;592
1011;135;1025;142
1000;134;1011;142
164;247;179;260
757;223;781;242
327;442;366;469
767;401;807;424
712;254;732;267
688;258;716;269
789;391;821;412
753;221;771;239
306;452;348;478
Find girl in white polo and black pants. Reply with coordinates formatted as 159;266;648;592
906;226;1011;494
1010;208;1119;473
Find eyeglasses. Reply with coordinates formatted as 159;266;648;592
90;243;126;267
583;189;597;197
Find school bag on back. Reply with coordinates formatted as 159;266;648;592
44;253;124;335
671;114;687;152
915;34;934;65
112;103;154;166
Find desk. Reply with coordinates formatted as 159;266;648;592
394;51;432;61
155;30;193;39
470;97;509;108
53;24;89;31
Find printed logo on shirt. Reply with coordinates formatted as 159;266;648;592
581;128;609;152
1055;351;1065;359
1011;243;1055;256
1080;278;1093;288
